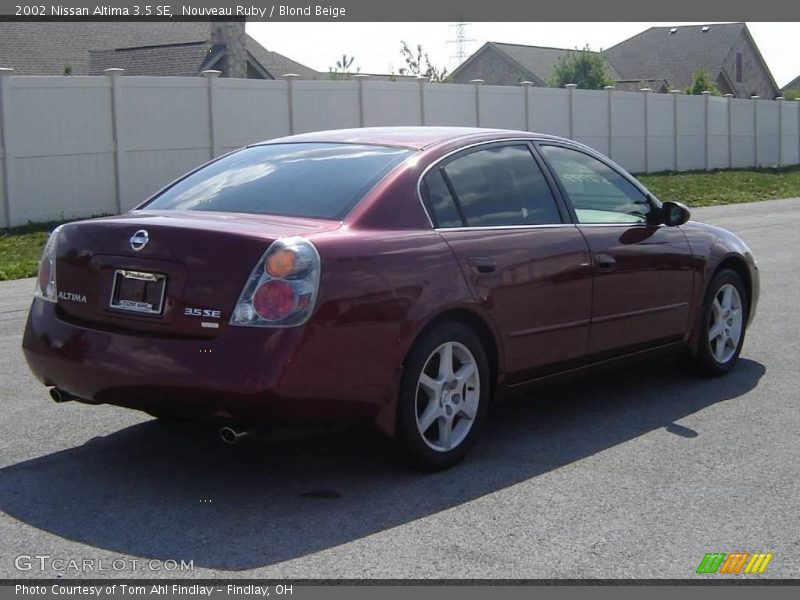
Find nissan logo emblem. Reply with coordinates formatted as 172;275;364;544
130;229;149;251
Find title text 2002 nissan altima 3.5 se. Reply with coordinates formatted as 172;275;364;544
22;127;759;469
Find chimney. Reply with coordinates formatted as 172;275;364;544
210;20;247;79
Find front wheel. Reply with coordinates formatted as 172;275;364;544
691;269;748;376
397;323;490;470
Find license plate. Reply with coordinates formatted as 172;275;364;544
109;270;167;315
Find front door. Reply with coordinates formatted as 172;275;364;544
537;144;694;355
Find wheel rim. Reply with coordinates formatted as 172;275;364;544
708;283;743;364
415;341;480;453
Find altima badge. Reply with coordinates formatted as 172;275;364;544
130;229;149;251
57;291;87;303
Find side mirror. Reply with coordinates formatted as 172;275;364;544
661;200;691;226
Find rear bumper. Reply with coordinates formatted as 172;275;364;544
22;299;384;425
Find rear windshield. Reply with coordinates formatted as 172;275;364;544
142;143;414;220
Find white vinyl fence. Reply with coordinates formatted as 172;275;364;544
0;68;799;228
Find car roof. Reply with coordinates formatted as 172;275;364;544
256;126;564;150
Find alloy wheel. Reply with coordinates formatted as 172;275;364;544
414;341;481;452
708;283;743;364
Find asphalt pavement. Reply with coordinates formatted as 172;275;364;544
0;198;798;579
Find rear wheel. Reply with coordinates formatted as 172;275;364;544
691;269;748;376
397;323;490;470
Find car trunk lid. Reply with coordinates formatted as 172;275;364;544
54;210;340;337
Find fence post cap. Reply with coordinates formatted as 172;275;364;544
520;81;534;87
470;79;485;85
201;70;221;78
564;83;577;89
603;85;615;90
103;68;124;76
701;90;712;95
640;87;652;93
750;95;760;99
670;89;682;94
724;93;734;97
0;68;14;76
283;73;300;79
775;96;785;101
353;73;369;79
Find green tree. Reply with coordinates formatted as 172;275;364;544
685;68;720;95
783;89;800;101
547;46;614;90
327;54;359;80
398;41;451;83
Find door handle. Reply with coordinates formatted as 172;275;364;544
468;256;497;274
594;253;617;272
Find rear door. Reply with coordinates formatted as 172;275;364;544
421;142;593;383
537;143;694;355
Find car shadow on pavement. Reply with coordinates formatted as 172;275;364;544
0;357;765;572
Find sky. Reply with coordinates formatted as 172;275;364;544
247;22;800;88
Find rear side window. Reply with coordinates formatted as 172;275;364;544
421;170;463;228
143;143;414;220
441;145;562;227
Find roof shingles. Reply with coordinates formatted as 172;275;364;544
452;23;778;98
88;43;213;77
603;23;747;91
0;21;319;79
489;42;621;83
782;74;800;91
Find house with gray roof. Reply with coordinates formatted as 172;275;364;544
782;75;800;94
0;21;319;80
604;23;778;99
452;23;779;99
451;42;621;88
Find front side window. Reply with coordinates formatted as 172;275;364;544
431;145;561;228
143;143;414;220
539;145;653;224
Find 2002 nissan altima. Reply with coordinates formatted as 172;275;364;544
22;127;759;469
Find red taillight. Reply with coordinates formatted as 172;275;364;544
230;236;320;328
253;280;296;321
34;226;60;303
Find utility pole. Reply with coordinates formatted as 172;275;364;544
447;22;476;69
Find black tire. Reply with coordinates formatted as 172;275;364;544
396;322;491;470
691;269;748;377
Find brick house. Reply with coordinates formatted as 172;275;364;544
453;23;780;99
604;23;779;98
450;42;621;88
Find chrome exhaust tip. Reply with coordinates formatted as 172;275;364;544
219;425;251;445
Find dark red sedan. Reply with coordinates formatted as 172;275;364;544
22;127;759;469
